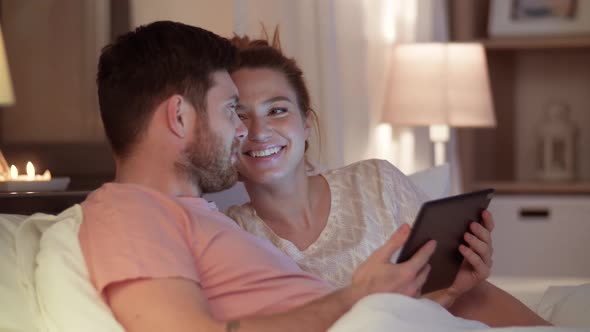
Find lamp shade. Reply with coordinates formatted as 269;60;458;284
382;43;495;127
0;24;15;106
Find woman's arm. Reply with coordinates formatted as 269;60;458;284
449;281;551;327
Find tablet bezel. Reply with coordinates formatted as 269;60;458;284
396;188;495;294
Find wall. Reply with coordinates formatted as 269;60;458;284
1;0;108;144
0;0;233;144
129;0;233;35
0;0;234;188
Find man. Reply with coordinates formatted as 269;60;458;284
79;21;436;332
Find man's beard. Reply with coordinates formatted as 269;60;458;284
176;126;239;194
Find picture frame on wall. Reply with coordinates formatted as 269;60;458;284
489;0;590;37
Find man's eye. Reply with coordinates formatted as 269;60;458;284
227;103;238;116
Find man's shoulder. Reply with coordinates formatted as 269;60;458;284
81;183;186;227
84;183;161;209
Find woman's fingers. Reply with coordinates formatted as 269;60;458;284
464;231;492;265
482;210;495;232
470;221;492;246
459;244;491;278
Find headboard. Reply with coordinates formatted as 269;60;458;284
0;191;89;215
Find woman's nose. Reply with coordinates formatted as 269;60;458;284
248;118;272;142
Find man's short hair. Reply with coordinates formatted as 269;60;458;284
97;21;238;158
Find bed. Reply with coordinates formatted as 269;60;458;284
1;168;589;331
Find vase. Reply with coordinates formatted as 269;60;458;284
537;101;577;181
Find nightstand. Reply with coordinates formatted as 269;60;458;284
488;194;590;278
0;191;89;215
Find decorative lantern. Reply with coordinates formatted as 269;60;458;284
537;101;577;181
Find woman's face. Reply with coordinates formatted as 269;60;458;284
231;68;310;185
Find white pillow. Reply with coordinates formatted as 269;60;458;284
0;213;38;332
536;283;590;328
407;163;450;200
203;181;249;212
34;205;124;332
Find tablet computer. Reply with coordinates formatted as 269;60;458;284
396;188;495;294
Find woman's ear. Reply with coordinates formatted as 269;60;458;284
166;95;188;138
303;112;313;140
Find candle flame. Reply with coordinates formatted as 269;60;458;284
10;165;18;179
26;161;35;180
42;169;52;180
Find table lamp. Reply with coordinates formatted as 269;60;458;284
0;23;15;178
382;43;496;166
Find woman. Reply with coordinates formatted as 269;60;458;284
227;33;547;327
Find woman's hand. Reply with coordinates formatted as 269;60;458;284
430;210;495;307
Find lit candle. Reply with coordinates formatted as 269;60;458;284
2;161;52;182
10;165;17;180
26;161;35;180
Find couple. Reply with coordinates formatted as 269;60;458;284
80;21;547;331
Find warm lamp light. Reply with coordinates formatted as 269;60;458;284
0;24;14;106
0;23;15;179
382;43;496;165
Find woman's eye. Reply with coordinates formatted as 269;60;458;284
269;108;287;116
236;113;247;120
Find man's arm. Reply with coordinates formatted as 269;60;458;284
107;277;363;332
107;224;436;332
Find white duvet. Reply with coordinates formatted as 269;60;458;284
329;293;589;332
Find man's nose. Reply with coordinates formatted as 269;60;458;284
234;116;248;140
247;118;272;142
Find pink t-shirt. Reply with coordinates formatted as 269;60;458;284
79;183;332;320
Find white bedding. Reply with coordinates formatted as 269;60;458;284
2;208;590;331
490;276;590;312
329;293;590;332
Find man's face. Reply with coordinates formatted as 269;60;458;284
178;71;247;194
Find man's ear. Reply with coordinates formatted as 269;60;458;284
166;95;189;138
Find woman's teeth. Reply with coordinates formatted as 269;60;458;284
249;146;281;158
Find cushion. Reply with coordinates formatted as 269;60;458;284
407;163;450;200
34;205;124;332
536;283;590;328
0;213;37;332
203;181;249;212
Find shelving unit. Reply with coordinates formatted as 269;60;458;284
459;36;590;194
472;181;590;195
450;1;590;279
482;36;590;50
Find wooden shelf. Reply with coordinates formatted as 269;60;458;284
472;181;590;195
482;36;590;50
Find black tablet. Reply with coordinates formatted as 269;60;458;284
396;188;495;294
